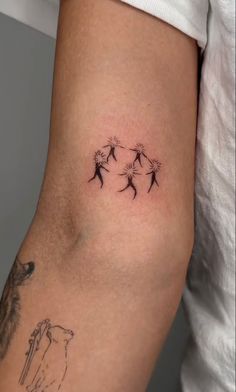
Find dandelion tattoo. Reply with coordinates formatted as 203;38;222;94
0;257;35;360
103;136;125;163
88;150;109;188
146;160;161;193
129;143;149;168
118;163;140;199
88;136;162;199
19;319;74;391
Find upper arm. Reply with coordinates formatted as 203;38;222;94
37;0;198;264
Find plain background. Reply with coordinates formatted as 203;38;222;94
0;13;189;391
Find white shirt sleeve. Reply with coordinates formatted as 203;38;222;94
0;0;209;48
120;0;209;49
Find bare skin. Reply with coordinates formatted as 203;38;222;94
0;1;198;391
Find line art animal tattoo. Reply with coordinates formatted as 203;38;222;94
20;319;74;391
88;136;162;198
0;257;35;360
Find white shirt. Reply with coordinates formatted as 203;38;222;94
0;1;235;391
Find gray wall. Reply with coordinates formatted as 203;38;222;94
0;13;189;391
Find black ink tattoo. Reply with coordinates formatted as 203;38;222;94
88;150;109;188
146;160;162;193
88;136;162;198
118;163;140;199
103;136;125;163
129;143;149;167
0;257;35;360
20;319;74;391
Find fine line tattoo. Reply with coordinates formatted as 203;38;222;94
118;163;141;200
103;136;125;163
88;136;162;198
146;160;162;193
88;150;109;188
19;319;74;392
129;143;149;168
0;257;35;360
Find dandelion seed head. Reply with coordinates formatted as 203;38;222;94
94;150;107;165
134;143;145;153
107;136;121;147
149;159;162;172
122;163;139;178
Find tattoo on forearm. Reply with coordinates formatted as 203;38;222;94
88;137;162;199
0;257;35;360
19;319;74;391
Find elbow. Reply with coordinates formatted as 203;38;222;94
62;216;194;295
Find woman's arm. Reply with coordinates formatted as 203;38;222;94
0;1;198;390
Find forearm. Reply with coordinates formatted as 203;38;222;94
0;223;190;392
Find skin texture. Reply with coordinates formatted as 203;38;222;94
0;0;198;391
